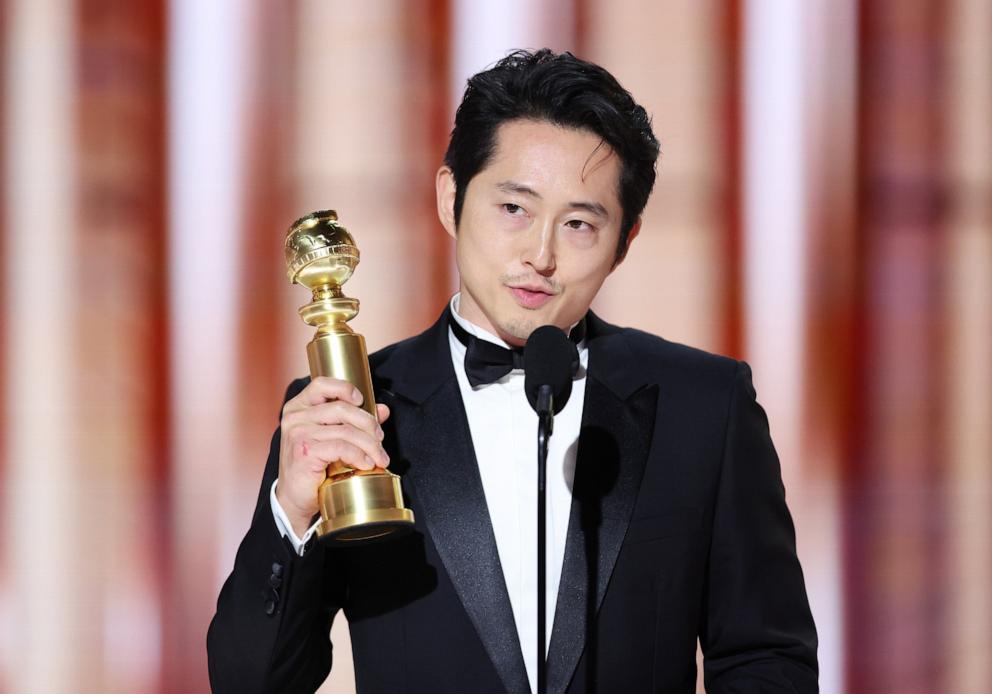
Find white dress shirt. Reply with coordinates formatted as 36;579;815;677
272;293;588;693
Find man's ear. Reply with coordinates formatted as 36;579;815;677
436;166;457;239
612;218;642;268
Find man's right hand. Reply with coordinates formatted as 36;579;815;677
275;376;391;538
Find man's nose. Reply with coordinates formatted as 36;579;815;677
520;219;556;275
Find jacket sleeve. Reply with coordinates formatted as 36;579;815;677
701;362;819;693
207;378;345;694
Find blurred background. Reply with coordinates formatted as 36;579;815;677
1;0;989;692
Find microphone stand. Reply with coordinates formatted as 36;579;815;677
536;384;553;694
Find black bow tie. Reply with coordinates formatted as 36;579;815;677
447;308;585;387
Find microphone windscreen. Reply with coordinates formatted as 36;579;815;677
524;325;578;415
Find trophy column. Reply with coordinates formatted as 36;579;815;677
286;210;415;543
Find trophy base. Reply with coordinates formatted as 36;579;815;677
315;471;415;545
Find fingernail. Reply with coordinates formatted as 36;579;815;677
377;426;384;440
363;455;375;469
352;388;362;404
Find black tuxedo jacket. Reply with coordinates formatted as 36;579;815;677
208;310;817;693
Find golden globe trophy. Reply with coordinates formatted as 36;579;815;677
285;210;415;543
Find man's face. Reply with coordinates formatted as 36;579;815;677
436;119;638;347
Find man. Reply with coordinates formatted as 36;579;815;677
208;49;817;693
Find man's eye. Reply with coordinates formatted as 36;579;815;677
565;219;593;231
503;203;523;215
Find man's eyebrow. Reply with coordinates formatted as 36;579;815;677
496;180;609;219
496;180;541;197
569;200;609;219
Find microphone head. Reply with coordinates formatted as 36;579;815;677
524;325;578;415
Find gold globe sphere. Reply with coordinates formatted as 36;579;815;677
285;210;360;291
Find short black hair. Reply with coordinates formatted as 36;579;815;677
444;49;660;263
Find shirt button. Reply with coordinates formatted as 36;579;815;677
265;599;276;616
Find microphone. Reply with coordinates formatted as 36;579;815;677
524;325;578;416
523;324;578;694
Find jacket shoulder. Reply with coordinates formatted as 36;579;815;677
620;325;737;370
368;333;420;371
614;325;742;394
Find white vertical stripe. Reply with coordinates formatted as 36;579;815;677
946;211;992;694
946;0;992;691
1;1;76;692
743;2;846;693
168;0;249;622
450;0;567;110
742;0;806;457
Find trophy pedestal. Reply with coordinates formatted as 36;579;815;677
315;470;415;543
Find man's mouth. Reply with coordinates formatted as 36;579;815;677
507;284;556;309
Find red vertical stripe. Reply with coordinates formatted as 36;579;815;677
144;5;171;692
75;1;170;690
572;0;588;55
405;0;453;319
846;2;948;692
722;0;745;360
426;0;453;314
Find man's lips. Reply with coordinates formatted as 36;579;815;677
507;285;556;309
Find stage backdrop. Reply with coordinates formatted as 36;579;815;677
1;1;990;693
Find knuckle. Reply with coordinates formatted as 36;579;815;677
281;409;304;431
284;424;305;443
318;376;346;393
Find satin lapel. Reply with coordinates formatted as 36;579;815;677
387;314;530;694
545;321;659;694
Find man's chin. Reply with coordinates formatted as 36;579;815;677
498;325;530;347
493;315;536;346
497;312;563;346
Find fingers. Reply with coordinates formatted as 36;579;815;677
301;437;386;471
283;379;389;433
283;376;363;417
307;376;364;406
299;399;381;433
291;422;389;468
